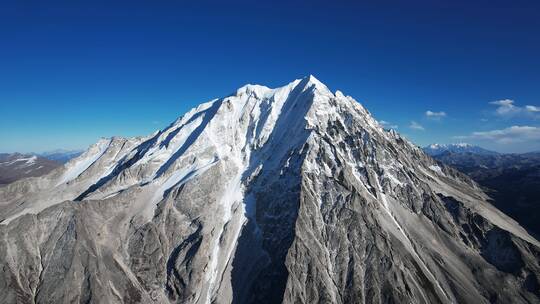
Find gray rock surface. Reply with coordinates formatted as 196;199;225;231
428;150;540;238
0;76;538;303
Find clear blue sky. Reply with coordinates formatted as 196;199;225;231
1;0;539;153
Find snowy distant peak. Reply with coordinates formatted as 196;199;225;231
428;143;472;149
0;153;61;184
423;143;498;156
0;149;83;165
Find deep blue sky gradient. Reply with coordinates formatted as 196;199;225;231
1;0;539;152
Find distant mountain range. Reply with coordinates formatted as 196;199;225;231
425;144;540;238
423;143;499;156
0;153;61;185
36;149;83;163
0;150;83;185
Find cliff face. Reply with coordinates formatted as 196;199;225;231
0;76;538;304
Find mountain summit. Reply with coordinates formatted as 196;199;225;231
0;77;539;304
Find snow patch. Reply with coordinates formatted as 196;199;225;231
143;157;219;220
57;139;111;186
429;165;443;174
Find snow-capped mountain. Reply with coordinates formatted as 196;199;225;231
423;143;498;156
0;153;61;185
0;76;538;304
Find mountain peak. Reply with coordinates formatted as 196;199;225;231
300;74;332;95
235;75;332;101
303;74;323;85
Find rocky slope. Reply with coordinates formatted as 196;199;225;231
0;76;539;304
430;151;540;238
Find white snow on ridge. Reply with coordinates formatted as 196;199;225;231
24;156;37;166
143;157;219;220
429;165;443;174
0;155;37;167
57;139;112;186
385;171;404;186
139;115;207;173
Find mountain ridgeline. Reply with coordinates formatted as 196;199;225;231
0;76;539;304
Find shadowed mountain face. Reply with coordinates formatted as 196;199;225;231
430;150;540;239
0;77;539;304
0;153;61;185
